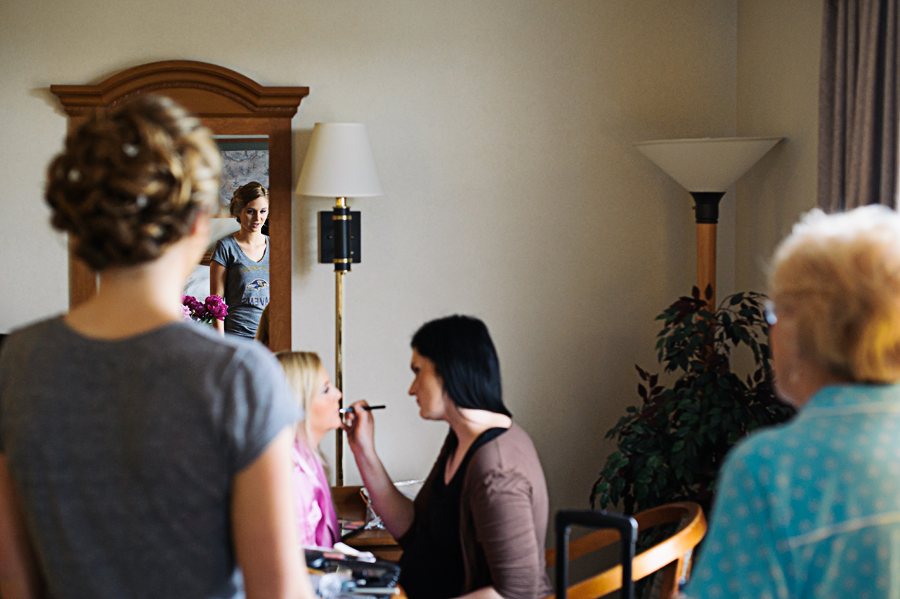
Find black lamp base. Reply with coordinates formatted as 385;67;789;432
690;192;725;224
319;210;361;266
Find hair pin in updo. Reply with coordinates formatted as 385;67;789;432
123;144;139;157
135;195;148;209
67;168;81;182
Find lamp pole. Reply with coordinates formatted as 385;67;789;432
332;196;351;485
691;192;725;308
295;123;382;487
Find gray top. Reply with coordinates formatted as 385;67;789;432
0;317;300;599
211;234;269;339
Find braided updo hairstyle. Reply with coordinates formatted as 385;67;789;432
229;181;269;224
45;94;222;270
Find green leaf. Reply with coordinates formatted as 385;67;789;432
680;413;699;425
595;288;795;515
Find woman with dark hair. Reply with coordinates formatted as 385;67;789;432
344;315;551;599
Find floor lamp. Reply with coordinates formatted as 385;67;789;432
635;137;782;308
296;123;383;486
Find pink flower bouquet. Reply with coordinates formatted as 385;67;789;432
182;294;228;325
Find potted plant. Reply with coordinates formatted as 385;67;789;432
591;287;795;516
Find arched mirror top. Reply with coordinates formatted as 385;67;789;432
50;61;308;351
51;60;308;118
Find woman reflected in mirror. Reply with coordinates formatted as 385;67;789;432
210;181;270;339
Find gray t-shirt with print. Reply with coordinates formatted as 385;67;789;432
0;317;300;599
211;234;270;339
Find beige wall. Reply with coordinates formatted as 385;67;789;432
736;0;823;291
1;0;800;526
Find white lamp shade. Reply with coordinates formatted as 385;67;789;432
295;123;383;198
635;137;782;192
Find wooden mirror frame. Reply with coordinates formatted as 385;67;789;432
50;60;308;351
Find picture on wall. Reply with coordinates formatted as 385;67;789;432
216;138;269;221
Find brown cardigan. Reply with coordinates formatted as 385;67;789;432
398;423;552;599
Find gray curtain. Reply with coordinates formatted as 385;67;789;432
819;0;899;211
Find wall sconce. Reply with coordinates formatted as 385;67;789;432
296;123;383;485
635;137;782;307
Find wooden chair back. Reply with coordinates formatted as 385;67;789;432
544;501;707;599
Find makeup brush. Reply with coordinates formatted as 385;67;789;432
339;405;386;415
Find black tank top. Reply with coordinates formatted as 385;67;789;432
397;427;507;599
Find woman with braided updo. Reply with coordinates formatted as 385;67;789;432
0;95;312;599
210;181;270;339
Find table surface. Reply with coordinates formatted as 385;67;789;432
343;528;397;545
343;528;403;563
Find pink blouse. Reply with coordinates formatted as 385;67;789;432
291;438;339;548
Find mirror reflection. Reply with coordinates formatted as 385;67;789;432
185;138;271;341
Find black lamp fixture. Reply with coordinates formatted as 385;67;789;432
295;123;383;485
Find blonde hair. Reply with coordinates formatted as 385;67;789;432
768;205;900;383
229;181;268;223
275;351;323;456
45;95;221;270
254;304;270;348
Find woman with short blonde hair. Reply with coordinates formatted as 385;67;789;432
683;205;900;599
768;206;900;387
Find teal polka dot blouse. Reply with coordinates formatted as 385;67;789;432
682;384;900;599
